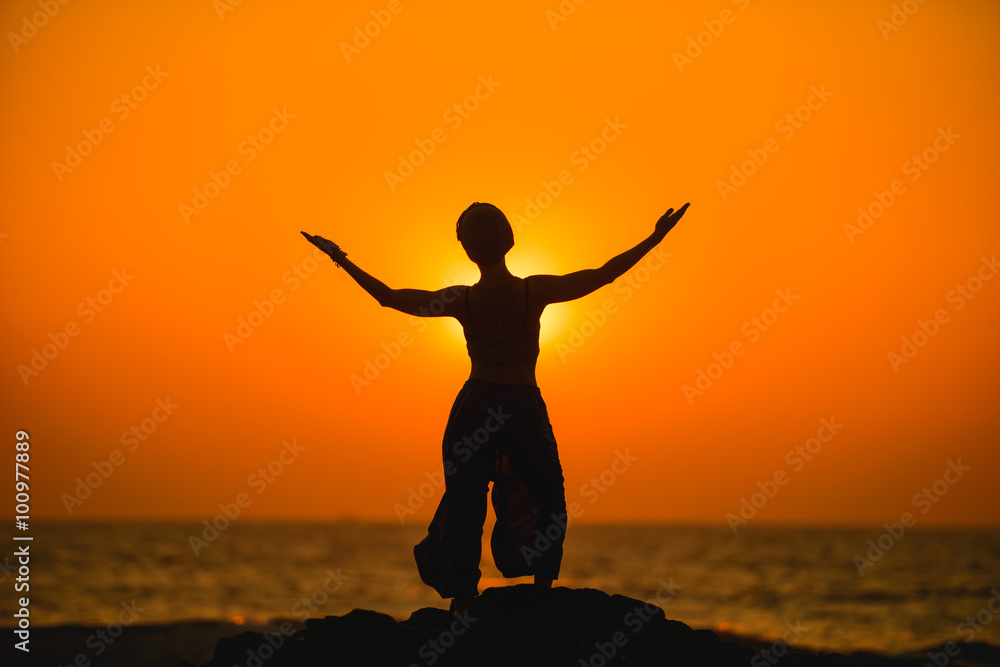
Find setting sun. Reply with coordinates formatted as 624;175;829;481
2;1;998;663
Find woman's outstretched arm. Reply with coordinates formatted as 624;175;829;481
301;232;464;317
531;203;689;305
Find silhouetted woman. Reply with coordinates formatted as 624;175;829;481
303;201;689;612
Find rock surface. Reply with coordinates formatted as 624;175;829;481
183;584;998;666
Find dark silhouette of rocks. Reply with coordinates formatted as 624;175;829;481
181;585;997;667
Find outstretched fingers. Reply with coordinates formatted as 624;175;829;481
302;231;338;256
666;202;691;224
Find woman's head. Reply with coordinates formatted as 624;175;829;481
456;202;514;266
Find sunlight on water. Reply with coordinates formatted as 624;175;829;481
22;522;1000;656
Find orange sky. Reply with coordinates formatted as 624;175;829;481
1;0;997;527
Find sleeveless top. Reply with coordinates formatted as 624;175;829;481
464;278;540;365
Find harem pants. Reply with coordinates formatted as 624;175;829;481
414;380;568;599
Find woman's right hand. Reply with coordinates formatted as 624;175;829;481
655;202;690;238
301;231;344;260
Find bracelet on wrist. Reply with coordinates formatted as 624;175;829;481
328;244;347;267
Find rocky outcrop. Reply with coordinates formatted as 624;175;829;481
184;584;996;666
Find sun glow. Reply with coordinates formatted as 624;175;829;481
6;0;997;531
437;255;576;347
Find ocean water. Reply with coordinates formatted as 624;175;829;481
10;521;1000;656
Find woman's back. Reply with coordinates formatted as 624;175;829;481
462;277;542;386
